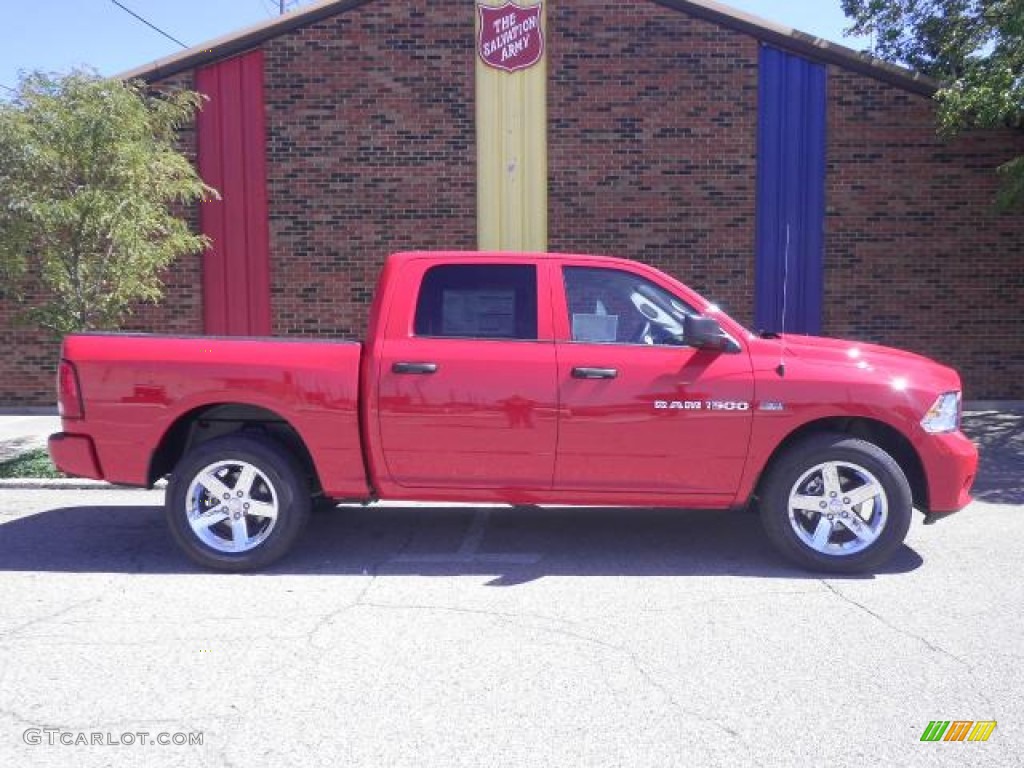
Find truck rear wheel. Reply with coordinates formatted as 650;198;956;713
165;435;311;571
759;433;912;573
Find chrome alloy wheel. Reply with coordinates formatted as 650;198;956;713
185;459;279;553
786;461;888;556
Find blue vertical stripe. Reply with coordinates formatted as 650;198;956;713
755;45;827;334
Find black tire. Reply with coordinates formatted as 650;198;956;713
166;434;311;571
759;433;912;573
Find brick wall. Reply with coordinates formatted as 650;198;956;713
0;314;54;407
1;0;1021;404
825;67;1024;398
263;3;476;339
548;0;760;326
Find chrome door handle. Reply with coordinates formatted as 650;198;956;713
571;367;617;380
392;362;438;375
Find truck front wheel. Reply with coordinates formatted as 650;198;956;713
165;435;311;571
759;433;913;573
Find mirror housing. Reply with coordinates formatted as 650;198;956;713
684;315;737;352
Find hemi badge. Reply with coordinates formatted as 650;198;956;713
759;401;785;411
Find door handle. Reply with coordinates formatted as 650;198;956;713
392;362;438;375
571;366;617;380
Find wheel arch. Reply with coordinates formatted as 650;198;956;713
752;417;928;511
148;402;322;494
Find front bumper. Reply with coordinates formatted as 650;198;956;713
48;433;103;480
919;429;978;515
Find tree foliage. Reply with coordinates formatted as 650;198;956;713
0;70;216;334
842;0;1024;206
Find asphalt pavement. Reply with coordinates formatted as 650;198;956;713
0;408;1021;767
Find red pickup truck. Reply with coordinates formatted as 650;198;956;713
49;251;977;573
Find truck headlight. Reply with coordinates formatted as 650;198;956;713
921;391;961;434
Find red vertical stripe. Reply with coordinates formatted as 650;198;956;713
242;53;272;335
196;64;226;334
219;57;247;335
195;50;271;336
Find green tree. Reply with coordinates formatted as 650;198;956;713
842;0;1024;206
0;70;216;334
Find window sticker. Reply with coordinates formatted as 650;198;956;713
572;313;619;343
442;290;516;337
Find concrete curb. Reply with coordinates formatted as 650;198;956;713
0;478;167;491
0;406;58;415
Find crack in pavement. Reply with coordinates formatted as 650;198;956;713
304;576;377;651
302;525;421;650
619;645;750;748
353;599;751;749
0;705;65;731
628;587;825;615
360;600;615;647
820;580;969;667
0;595;104;640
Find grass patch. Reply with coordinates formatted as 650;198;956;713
0;448;64;479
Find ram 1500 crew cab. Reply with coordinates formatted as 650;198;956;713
49;252;978;572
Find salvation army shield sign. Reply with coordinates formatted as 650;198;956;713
477;2;544;73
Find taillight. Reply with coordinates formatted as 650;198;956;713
58;359;84;419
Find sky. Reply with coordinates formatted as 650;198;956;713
0;0;872;94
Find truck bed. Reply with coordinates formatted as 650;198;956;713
55;333;369;498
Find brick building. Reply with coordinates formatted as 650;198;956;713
2;0;1022;404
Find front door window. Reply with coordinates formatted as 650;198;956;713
563;266;697;347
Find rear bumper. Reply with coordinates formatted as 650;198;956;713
919;429;978;514
48;433;103;480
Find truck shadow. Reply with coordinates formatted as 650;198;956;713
0;503;923;581
961;409;1024;505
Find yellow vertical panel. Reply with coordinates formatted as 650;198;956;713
523;24;548;250
476;0;547;252
476;41;500;249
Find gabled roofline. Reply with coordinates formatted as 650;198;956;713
117;0;372;82
655;0;938;96
118;0;938;97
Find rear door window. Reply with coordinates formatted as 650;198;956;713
414;264;538;340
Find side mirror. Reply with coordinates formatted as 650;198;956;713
684;315;736;352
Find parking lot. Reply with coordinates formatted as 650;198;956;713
0;409;1021;767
